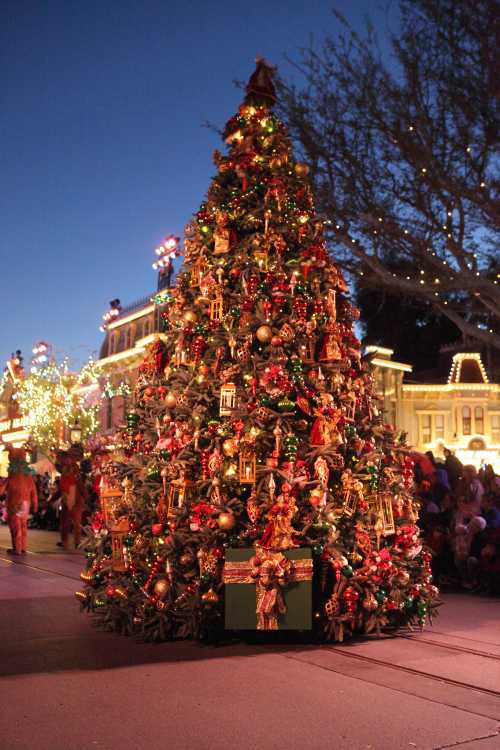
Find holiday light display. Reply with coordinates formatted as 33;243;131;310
100;299;122;332
79;60;438;642
31;341;52;371
14;360;100;452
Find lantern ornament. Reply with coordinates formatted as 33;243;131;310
210;295;224;321
111;517;130;572
239;448;257;484
254;249;269;271
219;382;237;416
376;492;396;536
340;471;363;516
167;477;193;517
298;337;316;363
190;255;207;287
100;482;123;527
367;492;396;540
344;393;357;421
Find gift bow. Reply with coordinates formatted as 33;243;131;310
224;551;312;630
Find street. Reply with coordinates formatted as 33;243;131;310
1;528;499;750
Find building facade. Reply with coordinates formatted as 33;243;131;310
372;348;500;471
95;293;170;434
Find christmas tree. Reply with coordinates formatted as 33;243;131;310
79;60;438;642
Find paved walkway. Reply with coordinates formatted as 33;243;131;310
1;528;499;750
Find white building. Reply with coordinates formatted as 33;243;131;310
371;347;500;471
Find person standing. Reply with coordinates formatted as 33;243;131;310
455;465;484;525
443;448;463;492
56;448;86;550
3;445;38;555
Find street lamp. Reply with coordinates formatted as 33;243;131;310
70;420;82;445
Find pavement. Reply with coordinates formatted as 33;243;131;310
1;527;500;750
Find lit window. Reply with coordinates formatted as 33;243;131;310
462;406;471;435
421;414;432;443
435;414;445;440
491;415;500;442
474;406;484;434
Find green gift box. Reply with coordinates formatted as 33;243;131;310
223;547;313;630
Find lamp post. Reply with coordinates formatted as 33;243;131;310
70;419;82;445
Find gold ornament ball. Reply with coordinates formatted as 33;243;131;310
256;325;273;343
222;438;238;457
309;489;323;507
217;511;236;531
183;309;198;324
294;162;310;177
153;578;170;598
164;392;177;408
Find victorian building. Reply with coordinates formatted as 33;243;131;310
371;347;500;471
93;236;178;434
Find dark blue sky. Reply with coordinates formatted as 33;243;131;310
1;0;392;369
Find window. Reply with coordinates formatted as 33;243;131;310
117;328;125;352
435;414;445;440
421;414;432;443
144;317;151;337
108;333;115;355
492;415;500;442
462;406;471;435
474;406;484;434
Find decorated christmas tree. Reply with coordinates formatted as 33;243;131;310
79;60;438;642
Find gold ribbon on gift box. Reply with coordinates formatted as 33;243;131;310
223;550;313;630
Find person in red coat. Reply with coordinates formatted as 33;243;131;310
2;445;38;555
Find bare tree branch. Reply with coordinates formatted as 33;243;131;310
279;0;500;351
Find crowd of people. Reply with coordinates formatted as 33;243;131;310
417;450;500;594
